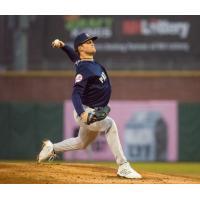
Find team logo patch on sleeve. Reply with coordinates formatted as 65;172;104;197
75;74;83;83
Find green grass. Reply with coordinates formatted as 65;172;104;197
96;162;200;178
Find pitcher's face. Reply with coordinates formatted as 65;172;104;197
78;40;96;55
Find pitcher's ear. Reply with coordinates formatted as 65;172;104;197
78;45;83;53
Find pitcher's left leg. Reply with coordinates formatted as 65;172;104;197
103;117;127;165
97;117;142;179
88;116;127;165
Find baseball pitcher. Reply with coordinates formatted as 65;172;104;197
37;33;142;179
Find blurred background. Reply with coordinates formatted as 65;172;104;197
0;15;200;162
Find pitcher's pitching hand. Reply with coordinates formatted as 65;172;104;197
51;39;65;48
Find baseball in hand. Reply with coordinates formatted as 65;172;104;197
52;39;64;48
54;39;60;45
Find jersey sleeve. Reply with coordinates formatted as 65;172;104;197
71;65;92;116
61;44;79;63
72;78;87;116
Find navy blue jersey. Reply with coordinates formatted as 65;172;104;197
62;45;112;116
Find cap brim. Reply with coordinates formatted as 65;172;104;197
81;36;98;44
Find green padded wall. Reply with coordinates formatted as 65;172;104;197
179;103;200;161
0;102;63;159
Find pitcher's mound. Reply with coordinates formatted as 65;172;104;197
0;162;198;183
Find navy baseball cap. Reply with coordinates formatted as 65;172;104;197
74;33;98;51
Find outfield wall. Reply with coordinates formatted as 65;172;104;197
0;101;200;161
0;71;200;161
0;102;63;159
1;70;200;102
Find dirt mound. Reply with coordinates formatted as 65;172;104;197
0;162;198;184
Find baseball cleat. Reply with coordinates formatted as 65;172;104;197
37;140;56;163
117;162;142;179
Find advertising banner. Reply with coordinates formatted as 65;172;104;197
63;100;178;161
63;16;200;55
1;16;200;70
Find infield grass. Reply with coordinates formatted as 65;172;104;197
96;162;200;179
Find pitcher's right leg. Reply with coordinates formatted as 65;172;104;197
38;126;98;163
53;126;98;152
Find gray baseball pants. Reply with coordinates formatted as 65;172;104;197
53;106;127;165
